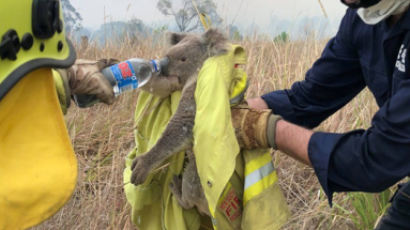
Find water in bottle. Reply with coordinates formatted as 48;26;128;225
73;57;169;107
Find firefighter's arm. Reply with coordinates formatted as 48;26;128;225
247;97;269;110
52;59;181;113
52;59;118;114
231;105;313;165
52;69;71;114
274;120;313;166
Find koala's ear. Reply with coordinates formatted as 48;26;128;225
201;28;229;56
168;32;187;45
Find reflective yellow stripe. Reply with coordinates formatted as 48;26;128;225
244;153;272;177
243;153;278;205
243;170;278;205
244;162;274;190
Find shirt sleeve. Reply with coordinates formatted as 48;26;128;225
52;68;71;114
309;76;410;205
262;9;365;129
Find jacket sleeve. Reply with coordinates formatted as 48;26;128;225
309;75;410;205
52;68;71;114
262;9;365;128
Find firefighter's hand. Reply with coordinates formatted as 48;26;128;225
139;75;181;98
231;104;281;149
246;97;269;110
57;59;118;105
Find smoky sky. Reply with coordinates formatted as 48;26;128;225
70;0;347;30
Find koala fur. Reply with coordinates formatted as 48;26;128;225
131;29;229;216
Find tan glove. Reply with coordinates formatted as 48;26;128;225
139;75;181;98
231;104;281;150
56;58;119;105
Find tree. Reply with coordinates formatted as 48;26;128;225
227;24;242;41
157;0;222;32
61;0;83;34
273;32;289;43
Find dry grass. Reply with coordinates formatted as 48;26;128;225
33;32;379;230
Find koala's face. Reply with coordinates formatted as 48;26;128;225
163;29;228;86
165;34;206;85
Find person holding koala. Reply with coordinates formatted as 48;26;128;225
247;0;410;229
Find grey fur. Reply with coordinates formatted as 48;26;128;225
131;29;229;216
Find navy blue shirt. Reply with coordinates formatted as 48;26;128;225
262;9;410;205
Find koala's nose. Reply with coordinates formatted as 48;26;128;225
159;57;169;76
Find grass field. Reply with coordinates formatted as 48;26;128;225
33;32;390;230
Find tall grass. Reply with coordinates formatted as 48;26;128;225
32;32;388;230
346;191;390;229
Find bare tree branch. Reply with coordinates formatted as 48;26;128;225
156;0;221;32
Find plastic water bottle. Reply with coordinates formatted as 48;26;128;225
73;58;169;108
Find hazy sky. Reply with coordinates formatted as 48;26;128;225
70;0;348;30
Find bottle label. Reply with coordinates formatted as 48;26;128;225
110;61;138;93
151;60;159;72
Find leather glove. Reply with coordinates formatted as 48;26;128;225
231;104;282;150
56;58;119;105
139;75;181;98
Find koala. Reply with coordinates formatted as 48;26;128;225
130;29;229;216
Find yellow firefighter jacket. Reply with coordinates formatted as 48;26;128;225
123;45;289;230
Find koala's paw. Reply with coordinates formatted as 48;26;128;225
170;175;194;210
169;175;183;195
130;155;151;185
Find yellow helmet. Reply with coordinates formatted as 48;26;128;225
0;1;77;229
0;0;75;98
